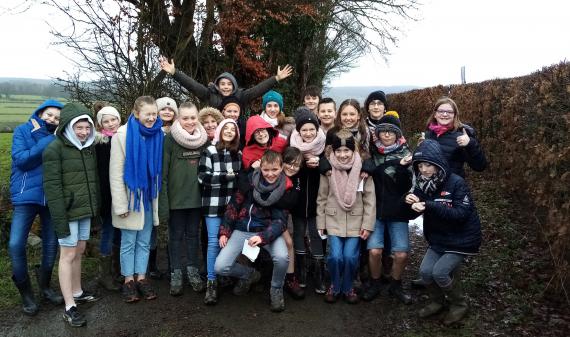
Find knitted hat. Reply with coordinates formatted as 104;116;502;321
375;113;402;139
220;95;243;114
364;90;387;111
294;106;320;132
331;132;356;152
96;106;121;127
156;97;178;115
262;90;284;112
213;118;239;144
198;106;224;124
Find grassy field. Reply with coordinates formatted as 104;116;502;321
0;95;67;131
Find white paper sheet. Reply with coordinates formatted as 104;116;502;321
242;239;260;262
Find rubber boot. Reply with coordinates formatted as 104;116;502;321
148;248;164;280
418;283;444;318
13;275;39;316
442;281;469;325
294;254;307;288
313;258;326;294
387;278;412;305
97;256;120;291
204;279;218;305
362;278;382;302
170;269;184;296
33;264;63;305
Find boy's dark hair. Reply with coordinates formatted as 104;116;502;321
75;118;90;125
303;85;322;100
260;150;283;166
318;97;336;111
282;147;302;165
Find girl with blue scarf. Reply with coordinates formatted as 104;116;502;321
109;96;164;303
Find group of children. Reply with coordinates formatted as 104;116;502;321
9;59;486;327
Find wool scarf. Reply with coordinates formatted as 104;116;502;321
170;119;208;149
260;112;279;127
252;169;287;206
416;169;446;196
124;114;164;212
376;138;406;155
289;128;326;160
101;129;116;137
428;122;453;137
328;150;362;211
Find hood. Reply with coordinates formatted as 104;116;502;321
64;114;96;149
412;139;449;179
33;99;64;117
214;72;238;95
213;118;240;144
245;115;277;145
56;103;94;137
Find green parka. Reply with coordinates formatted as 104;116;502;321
43;103;100;238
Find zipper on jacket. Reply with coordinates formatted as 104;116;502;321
80;150;95;216
246;204;254;232
20;172;27;194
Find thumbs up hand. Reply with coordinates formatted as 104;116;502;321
456;128;470;147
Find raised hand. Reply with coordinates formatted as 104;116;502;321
159;56;176;75
400;155;412;166
276;64;293;81
457;128;470;147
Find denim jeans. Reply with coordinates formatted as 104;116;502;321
99;213;121;256
367;219;410;252
327;235;360;294
419;248;465;288
215;230;288;288
120;210;153;277
8;204;58;282
168;208;201;271
205;217;222;280
292;216;324;258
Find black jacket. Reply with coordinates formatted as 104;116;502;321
290;166;320;218
407;139;482;255
425;124;486;178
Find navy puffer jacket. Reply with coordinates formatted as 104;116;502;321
425;124;486;178
10;99;63;206
409;139;482;255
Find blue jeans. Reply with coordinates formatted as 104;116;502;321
100;214;121;256
205;217;222;280
215;230;288;288
168;208;201;271
367;219;410;252
8;204;58;282
327;235;360;294
419;248;465;288
120;211;153;277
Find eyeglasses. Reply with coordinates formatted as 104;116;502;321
369;101;384;107
285;162;301;169
435;109;455;115
254;129;268;135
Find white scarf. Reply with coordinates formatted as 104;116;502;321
260;112;279;127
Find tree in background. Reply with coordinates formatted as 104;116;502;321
46;0;418;113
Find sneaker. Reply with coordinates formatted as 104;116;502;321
186;266;206;292
204;280;218;305
270;287;285;312
62;306;86;327
324;286;339;303
284;274;305;300
73;290;101;304
233;270;261;296
136;278;157;300
343;288;359;304
170;269;184;296
121;280;140;303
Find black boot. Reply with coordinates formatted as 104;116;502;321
362;278;382;302
313;258;326;294
33;265;63;305
387;278;412;305
294;254;307;288
13;275;39;316
148;248;164;280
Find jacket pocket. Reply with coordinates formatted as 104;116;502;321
350;207;363;216
325;208;337;216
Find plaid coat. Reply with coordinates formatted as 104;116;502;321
198;144;242;217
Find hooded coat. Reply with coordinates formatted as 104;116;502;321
172;70;278;111
43;103;100;238
408;139;481;254
241;115;288;169
10;99;63;206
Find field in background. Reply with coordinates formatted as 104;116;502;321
0;95;66;131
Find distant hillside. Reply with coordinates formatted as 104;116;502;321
0;77;69;99
324;86;421;105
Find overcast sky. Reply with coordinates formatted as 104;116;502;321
1;0;569;88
